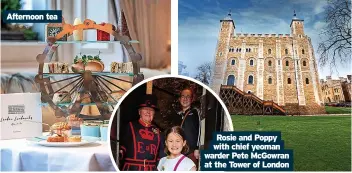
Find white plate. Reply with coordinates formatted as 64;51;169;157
26;136;100;147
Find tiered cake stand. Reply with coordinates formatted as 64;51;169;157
35;19;144;119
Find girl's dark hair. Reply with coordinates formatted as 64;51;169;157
164;126;189;155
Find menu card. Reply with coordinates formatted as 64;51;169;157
0;93;42;140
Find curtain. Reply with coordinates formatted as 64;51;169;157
120;0;171;69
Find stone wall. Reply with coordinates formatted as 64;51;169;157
212;18;325;114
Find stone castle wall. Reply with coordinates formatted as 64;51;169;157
212;18;325;114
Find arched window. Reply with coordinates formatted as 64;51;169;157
286;60;289;66
227;75;235;85
268;49;271;54
248;75;254;84
302;49;305;54
288;78;291;84
285;49;288;54
231;59;236;65
249;59;254;66
303;61;307;66
247;91;252;94
306;78;309;84
268;60;272;66
268;77;272;84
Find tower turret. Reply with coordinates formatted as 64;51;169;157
290;10;305;36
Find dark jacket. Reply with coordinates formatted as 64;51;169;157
179;107;200;153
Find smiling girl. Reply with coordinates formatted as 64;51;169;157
157;126;196;171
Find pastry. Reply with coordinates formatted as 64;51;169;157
110;62;118;73
97;22;111;41
72;55;104;72
50;122;71;131
85;55;104;72
125;62;133;73
67;114;82;122
67;136;81;142
46;62;69;73
50;122;71;136
67;114;83;126
47;134;64;142
53;91;71;104
72;56;85;72
111;62;133;73
74;91;91;103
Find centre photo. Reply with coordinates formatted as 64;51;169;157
108;76;233;171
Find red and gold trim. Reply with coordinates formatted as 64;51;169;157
138;119;151;127
129;122;137;159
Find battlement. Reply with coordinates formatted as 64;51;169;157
235;33;293;38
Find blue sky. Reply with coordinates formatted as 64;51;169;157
178;0;351;80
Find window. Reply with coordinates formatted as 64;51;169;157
278;60;280;65
268;60;272;66
2;0;47;41
268;49;272;54
285;49;288;54
303;61;307;66
286;60;289;66
219;52;223;56
227;75;235;85
249;59;254;66
268;77;272;84
248;91;252;94
231;59;236;65
302;49;305;54
229;48;234;52
246;48;251;52
248;75;254;84
306;78;309;84
288;78;291;84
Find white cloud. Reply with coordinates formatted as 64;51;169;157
313;21;327;30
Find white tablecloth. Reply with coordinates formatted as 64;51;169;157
0;138;116;171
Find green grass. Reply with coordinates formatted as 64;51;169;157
325;106;351;114
231;115;351;171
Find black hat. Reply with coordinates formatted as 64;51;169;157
138;94;159;111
